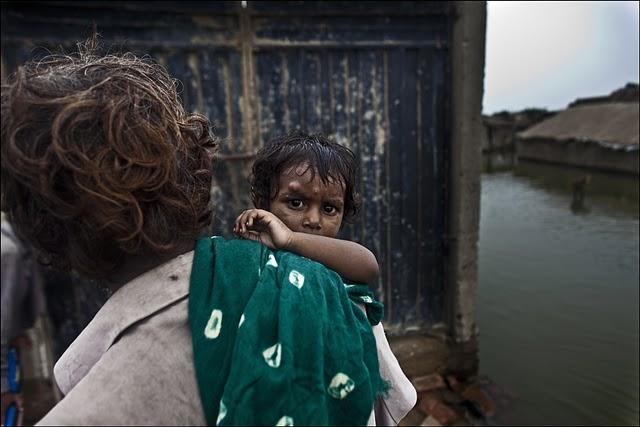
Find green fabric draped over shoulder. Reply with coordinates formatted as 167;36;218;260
189;236;386;426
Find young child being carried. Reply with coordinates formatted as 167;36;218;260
233;131;378;285
230;131;416;425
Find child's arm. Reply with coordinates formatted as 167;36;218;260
233;209;379;284
286;232;379;284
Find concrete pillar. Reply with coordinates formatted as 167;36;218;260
447;1;486;345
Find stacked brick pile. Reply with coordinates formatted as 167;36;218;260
400;373;497;426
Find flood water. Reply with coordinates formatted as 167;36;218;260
477;162;640;426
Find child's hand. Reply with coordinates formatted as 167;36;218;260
233;209;294;250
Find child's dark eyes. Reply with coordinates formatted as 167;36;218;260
323;204;338;215
288;199;304;209
286;198;341;215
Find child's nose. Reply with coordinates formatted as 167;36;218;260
303;209;322;230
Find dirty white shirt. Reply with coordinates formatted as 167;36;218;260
37;251;416;426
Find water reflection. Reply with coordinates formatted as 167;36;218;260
514;161;639;216
478;161;639;426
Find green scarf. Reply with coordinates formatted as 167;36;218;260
189;236;386;426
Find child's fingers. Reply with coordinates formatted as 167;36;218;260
237;229;261;243
246;210;269;231
233;212;244;233
234;209;272;234
234;210;251;233
245;230;261;241
238;211;250;232
239;211;248;233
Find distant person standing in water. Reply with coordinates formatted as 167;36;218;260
571;174;591;213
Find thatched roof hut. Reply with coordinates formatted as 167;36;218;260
517;99;639;174
519;102;639;151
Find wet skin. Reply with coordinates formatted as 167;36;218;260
269;164;345;238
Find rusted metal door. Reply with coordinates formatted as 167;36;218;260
1;1;450;331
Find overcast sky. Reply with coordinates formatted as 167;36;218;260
483;1;640;114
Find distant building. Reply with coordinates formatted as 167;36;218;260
517;84;639;175
568;82;639;107
481;109;555;171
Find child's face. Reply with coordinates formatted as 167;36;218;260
269;164;345;238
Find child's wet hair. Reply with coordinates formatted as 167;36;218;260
1;39;218;278
250;131;361;222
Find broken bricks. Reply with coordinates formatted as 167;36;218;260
461;384;496;418
418;392;459;426
413;373;447;392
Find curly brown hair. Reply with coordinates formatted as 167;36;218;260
250;131;361;223
1;41;218;279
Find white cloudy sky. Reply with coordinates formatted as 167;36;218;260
483;1;640;113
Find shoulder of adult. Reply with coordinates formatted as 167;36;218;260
37;297;206;426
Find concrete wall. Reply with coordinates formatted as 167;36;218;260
446;0;486;350
517;138;639;175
